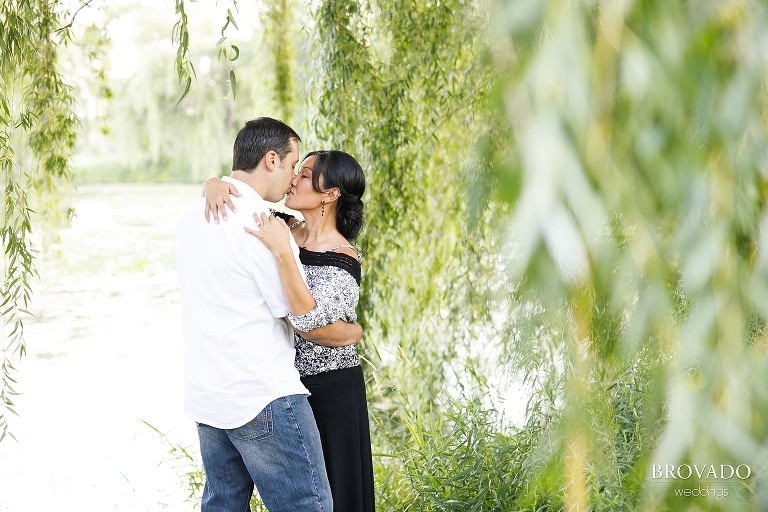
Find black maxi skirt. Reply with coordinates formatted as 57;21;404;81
301;364;375;512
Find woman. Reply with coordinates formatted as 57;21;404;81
203;150;375;512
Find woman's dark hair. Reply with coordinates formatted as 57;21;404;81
305;150;366;240
232;117;301;172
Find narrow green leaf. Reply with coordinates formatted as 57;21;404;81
175;76;192;107
227;9;239;30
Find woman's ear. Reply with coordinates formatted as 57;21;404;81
325;187;341;203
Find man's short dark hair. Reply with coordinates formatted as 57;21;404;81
232;117;301;172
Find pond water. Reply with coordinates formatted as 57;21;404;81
0;184;202;511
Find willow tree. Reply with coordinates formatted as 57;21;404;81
1;1;78;442
263;0;297;123
490;0;768;509
304;0;509;504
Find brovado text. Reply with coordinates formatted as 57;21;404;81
651;464;751;481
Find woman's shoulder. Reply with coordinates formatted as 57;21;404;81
269;209;299;225
300;246;361;285
328;243;361;262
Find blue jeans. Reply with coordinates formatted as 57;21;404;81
197;394;333;512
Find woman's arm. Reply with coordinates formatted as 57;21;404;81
202;177;241;223
286;261;362;347
244;212;315;316
245;213;362;347
296;320;362;347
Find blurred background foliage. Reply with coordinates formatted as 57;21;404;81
4;0;768;510
69;0;306;183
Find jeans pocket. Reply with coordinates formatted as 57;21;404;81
228;404;274;441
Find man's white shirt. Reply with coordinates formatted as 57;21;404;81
176;176;308;429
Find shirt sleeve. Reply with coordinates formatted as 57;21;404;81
241;216;307;319
288;267;359;332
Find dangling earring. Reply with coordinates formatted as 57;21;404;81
321;201;325;217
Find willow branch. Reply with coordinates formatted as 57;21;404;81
56;0;96;33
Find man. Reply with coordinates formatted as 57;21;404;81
176;117;360;511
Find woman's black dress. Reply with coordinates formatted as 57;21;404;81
288;246;375;512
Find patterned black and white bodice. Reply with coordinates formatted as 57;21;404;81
288;246;362;377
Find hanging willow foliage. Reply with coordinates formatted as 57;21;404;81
309;0;493;397
0;0;78;442
306;0;512;505
490;0;768;509
263;0;297;122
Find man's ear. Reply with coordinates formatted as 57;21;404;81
264;150;279;171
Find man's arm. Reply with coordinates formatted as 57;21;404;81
295;319;362;348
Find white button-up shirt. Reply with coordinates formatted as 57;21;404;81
176;176;308;429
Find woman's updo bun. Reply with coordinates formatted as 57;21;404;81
306;150;366;240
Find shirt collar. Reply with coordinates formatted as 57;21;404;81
221;176;266;205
